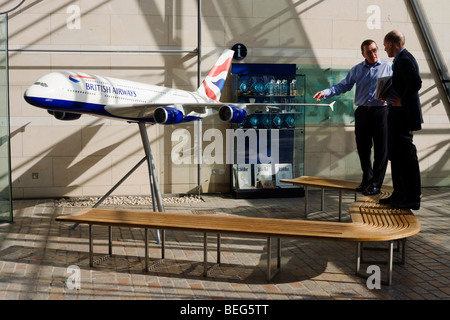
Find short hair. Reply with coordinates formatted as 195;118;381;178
361;39;377;53
384;31;405;47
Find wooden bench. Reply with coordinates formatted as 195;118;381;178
281;176;394;221
348;194;420;285
55;193;420;285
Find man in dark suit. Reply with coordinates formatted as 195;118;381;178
381;30;423;210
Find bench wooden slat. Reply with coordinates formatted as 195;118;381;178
56;203;420;242
349;197;420;240
281;175;394;192
57;208;350;239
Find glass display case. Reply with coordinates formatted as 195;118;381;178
230;63;305;198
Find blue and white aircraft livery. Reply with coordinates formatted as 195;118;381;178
24;49;334;124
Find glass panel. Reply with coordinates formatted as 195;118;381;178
0;14;12;223
299;64;355;125
412;0;450;101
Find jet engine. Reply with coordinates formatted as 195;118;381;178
48;110;82;121
218;105;247;123
154;107;184;124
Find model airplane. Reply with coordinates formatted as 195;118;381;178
24;49;334;124
23;49;334;237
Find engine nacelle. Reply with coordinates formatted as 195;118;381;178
48;110;81;121
154;107;184;124
218;105;247;123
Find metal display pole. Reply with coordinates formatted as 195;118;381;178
197;0;202;196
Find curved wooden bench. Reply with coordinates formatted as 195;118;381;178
281;175;394;221
348;195;421;240
56;192;420;285
348;194;421;285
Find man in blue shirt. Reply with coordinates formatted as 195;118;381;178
314;40;392;195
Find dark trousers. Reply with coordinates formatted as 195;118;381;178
354;106;388;188
387;108;421;200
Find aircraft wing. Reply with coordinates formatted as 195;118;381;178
104;103;172;119
223;101;335;112
105;101;334;117
104;101;334;123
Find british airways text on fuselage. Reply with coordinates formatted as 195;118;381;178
85;82;137;98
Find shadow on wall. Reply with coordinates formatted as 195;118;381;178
10;119;164;198
7;0;450;198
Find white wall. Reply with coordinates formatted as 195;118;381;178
3;0;449;198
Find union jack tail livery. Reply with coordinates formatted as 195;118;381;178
196;49;234;102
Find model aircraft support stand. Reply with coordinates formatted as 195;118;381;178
71;122;165;248
138;122;165;249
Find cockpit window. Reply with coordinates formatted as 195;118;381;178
34;82;48;87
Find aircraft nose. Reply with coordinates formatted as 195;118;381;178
24;85;30;95
23;85;36;102
24;85;37;103
24;86;33;101
23;83;47;108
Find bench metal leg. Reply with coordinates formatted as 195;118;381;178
108;226;112;256
304;185;309;218
161;230;165;259
358;239;406;263
387;240;394;286
356;242;361;276
338;190;342;222
267;237;281;282
400;238;406;265
321;188;325;211
89;224;94;267
145;228;149;271
217;234;221;264
203;233;222;277
356;240;403;286
87;225;166;273
305;187;332;219
88;224;114;268
144;228;166;272
203;233;208;276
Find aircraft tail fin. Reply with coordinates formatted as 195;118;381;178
196;49;234;102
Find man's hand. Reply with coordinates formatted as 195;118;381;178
391;95;402;106
313;91;325;101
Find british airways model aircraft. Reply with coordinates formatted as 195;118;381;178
24;49;334;125
23;49;333;236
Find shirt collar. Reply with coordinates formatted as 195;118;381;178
393;48;406;65
364;59;381;67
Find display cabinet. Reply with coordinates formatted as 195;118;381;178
230;63;305;198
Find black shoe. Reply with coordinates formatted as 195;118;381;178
391;196;421;210
392;200;420;210
379;194;403;204
363;186;380;196
356;183;369;192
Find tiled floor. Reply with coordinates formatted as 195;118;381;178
0;187;449;301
